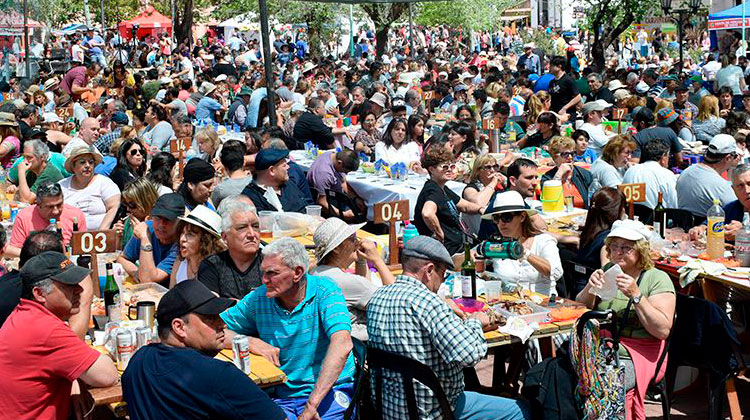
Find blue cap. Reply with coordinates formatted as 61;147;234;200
255;148;290;171
528;73;540;83
111;111;129;125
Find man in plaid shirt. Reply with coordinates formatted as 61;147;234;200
367;236;528;420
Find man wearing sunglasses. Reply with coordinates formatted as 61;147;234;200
5;182;87;258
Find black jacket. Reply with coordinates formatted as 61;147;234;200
241;180;313;214
292;112;335;150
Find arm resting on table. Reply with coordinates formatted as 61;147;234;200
78;354;119;388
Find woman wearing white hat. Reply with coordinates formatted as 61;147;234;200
482;191;563;296
310;217;394;341
576;219;675;419
170;205;226;287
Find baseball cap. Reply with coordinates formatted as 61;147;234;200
151;193;186;221
402;236;454;267
674;84;689;92
582;99;612;115
607;219;651;242
255;148;289;171
21;251;91;287
708;134;738;155
42;112;62;124
111;112;129;125
156;280;234;327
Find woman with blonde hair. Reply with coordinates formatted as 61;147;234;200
693;95;726;144
590;135;637;187
461;154;506;234
114;177;159;247
526;91;569;130
195;126;222;163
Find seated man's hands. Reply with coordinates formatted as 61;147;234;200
249;337;280;367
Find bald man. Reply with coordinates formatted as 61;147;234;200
61;118;100;158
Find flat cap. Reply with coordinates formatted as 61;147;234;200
402;236;454;267
255;148;289;171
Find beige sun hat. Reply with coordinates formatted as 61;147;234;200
313;217;366;262
64;145;103;173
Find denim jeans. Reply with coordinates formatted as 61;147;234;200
453;391;529;420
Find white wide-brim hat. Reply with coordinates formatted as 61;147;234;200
178;205;222;238
482;191;537;220
313;217;365;262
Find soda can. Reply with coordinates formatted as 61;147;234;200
10;207;17;223
116;330;135;370
135;326;151;350
232;334;252;374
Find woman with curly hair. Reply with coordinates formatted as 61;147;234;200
169;205;226;286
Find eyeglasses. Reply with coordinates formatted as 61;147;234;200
76;158;96;166
480;164;500;171
492;212;520;223
438;163;457;172
608;244;635;255
129;149;143;157
558;151;575;158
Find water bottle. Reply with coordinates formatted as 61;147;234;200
588;177;602;206
47;218;58;232
706;199;725;260
402;223;418;247
735;212;750;267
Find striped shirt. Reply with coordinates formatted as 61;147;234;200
366;275;487;420
221;274;355;398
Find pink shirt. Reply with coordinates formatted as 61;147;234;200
9;204;88;248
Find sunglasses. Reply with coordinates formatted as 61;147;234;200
558;151;575;158
129;148;143;157
438;163;457;172
492;212;520;223
124;201;138;210
480;164;500;171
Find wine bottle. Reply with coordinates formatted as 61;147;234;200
653;191;666;238
103;263;119;321
461;241;476;300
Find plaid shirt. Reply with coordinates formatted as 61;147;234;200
94;127;122;155
366;275;487;420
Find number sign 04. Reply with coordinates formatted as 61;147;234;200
374;200;410;224
71;230;119;255
617;183;646;203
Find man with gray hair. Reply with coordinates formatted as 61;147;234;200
585;72;615;105
367;236;527;419
198;195;262;299
221;237;356;419
690;163;750;242
16;139;64;203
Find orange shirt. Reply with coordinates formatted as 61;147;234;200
563;181;585;208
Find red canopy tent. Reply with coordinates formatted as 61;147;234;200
118;6;172;40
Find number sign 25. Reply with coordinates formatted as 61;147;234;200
374;200;410;224
617;183;646;203
71;230;119;255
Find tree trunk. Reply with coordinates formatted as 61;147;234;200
174;0;193;46
375;27;389;59
591;34;606;71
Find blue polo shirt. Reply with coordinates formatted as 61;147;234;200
123;221;178;282
221;274;355;398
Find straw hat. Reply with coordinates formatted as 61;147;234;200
482;191;537;220
313;217;366;262
64;146;103;173
199;82;217;96
0;112;18;127
178;205;222;238
43;77;60;91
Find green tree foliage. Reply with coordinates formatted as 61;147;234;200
417;0;519;31
359;3;409;59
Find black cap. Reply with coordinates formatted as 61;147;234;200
632;106;654;124
674;84;689;92
255;148;289;171
151;193;185;221
21;251;91;287
156;280;234;326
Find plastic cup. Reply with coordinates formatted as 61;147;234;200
350;115;358;125
336;119;343;128
343;117;351;127
306;205;322;217
258;211;275;240
485;281;503;304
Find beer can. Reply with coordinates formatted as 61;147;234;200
135;326;151;350
116;330;135;370
10;207;17;223
232;334;252;374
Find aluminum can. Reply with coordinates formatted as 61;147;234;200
232;334;252;374
135;326;152;350
116;330;135;370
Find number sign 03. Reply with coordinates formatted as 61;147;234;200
617;183;646;203
374;200;410;224
71;230;118;255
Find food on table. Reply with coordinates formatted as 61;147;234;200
499;300;534;315
715;257;740;268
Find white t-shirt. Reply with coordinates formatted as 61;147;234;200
180;56;194;81
490;233;563;296
71;44;85;63
58;175;120;229
580;122;615;158
374;141;421;166
676;163;736;217
623;161;678;209
590;158;625;188
716;65;745;95
61;137;90;158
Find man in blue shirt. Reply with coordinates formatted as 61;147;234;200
123;280;286;420
195;81;227;123
242;148;314;213
222;237;355;420
116;193;184;286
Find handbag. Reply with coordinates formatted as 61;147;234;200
570;272;644;419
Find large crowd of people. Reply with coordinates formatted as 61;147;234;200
0;19;747;420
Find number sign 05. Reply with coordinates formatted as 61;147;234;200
617;183;646;203
71;230;118;255
374;200;410;224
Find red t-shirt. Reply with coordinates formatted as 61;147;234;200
0;299;100;420
9;204;88;249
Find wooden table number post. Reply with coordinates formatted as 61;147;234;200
617;183;646;220
612;108;628;134
373;200;410;269
70;230;120;297
170;137;192;180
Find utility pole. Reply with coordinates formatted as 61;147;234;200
259;0;276;126
100;0;105;30
23;0;30;77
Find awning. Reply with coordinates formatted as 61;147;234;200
708;2;750;31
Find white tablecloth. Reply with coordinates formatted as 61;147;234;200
346;173;465;220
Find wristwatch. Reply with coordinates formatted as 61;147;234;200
141;243;153;252
632;294;643;305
